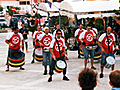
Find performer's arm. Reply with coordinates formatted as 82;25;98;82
98;41;105;52
75;37;78;43
50;48;56;59
21;40;24;48
63;47;65;55
5;40;10;44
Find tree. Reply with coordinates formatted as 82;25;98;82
8;6;20;16
94;18;104;31
0;6;3;11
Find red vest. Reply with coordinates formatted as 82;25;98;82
41;35;52;47
9;34;21;49
35;31;43;46
83;31;94;46
102;35;114;53
53;39;64;58
77;30;84;42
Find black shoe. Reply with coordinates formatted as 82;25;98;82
78;55;81;58
31;60;34;64
20;67;25;70
63;76;69;81
91;66;96;70
100;73;104;78
48;77;52;82
43;70;47;75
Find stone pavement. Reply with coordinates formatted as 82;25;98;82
0;32;120;90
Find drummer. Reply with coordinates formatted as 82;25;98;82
31;26;44;63
48;29;69;82
98;26;116;78
79;24;96;69
37;27;52;75
74;24;85;58
5;27;24;71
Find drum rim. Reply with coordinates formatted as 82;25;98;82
106;56;115;65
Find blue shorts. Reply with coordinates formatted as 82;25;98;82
42;51;52;66
83;47;95;59
101;52;115;66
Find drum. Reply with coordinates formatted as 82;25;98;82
55;60;66;73
35;48;43;62
8;51;25;67
105;56;115;69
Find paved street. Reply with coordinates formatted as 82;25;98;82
0;31;120;90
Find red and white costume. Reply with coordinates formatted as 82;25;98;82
52;29;64;39
6;32;23;49
33;31;44;46
74;28;85;42
38;33;52;48
79;30;96;46
98;33;115;53
50;38;65;58
90;28;98;36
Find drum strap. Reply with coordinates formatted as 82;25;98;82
106;32;111;54
55;38;62;57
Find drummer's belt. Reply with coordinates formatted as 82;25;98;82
86;45;97;50
43;48;49;52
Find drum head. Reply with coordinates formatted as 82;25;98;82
57;60;66;69
35;49;42;56
106;56;115;65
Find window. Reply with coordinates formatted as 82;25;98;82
19;1;26;5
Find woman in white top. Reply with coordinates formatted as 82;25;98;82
18;19;22;29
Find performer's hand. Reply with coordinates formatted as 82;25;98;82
33;45;35;48
20;45;24;48
101;48;105;52
53;55;56;60
40;43;44;46
23;31;26;34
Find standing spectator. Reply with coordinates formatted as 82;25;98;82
109;70;120;90
98;26;116;78
41;24;45;32
23;17;29;27
78;68;98;90
10;19;17;29
35;17;39;26
18;19;22;29
19;24;29;53
29;17;35;27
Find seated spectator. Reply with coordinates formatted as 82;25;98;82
109;70;120;90
78;68;98;90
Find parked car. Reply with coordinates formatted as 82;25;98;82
0;19;8;28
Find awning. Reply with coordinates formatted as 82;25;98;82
60;0;119;13
77;13;117;19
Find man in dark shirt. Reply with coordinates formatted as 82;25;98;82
19;24;29;53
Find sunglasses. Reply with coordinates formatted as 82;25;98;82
57;33;62;35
